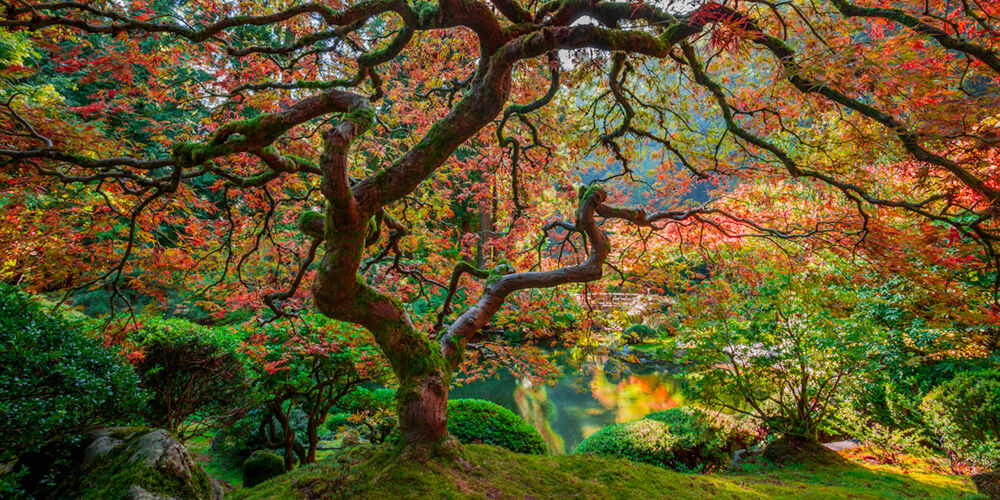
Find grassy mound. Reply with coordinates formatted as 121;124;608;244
761;436;847;466
231;443;981;500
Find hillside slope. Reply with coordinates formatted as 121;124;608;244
231;443;981;500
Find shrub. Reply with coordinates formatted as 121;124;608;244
575;407;753;472
131;317;250;440
335;387;397;444
325;412;352;433
677;275;873;440
835;407;926;464
446;399;547;455
242;450;285;488
0;285;146;463
921;369;1000;470
623;324;656;344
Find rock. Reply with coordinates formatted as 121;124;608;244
83;435;123;465
730;448;754;468
53;427;223;500
126;485;175;500
822;439;861;452
972;470;1000;500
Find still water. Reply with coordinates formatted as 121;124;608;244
449;353;684;454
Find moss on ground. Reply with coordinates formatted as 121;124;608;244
186;432;244;488
228;443;982;500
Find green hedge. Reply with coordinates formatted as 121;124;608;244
340;393;547;455
921;369;1000;469
0;284;145;461
446;399;547;455
575;407;753;472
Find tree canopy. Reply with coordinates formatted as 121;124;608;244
1;0;998;451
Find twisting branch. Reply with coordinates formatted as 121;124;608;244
262;238;323;323
433;261;490;333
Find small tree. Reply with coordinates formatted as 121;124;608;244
334;387;398;445
248;313;389;469
679;271;873;441
131;317;250;440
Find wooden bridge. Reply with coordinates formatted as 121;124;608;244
573;292;671;314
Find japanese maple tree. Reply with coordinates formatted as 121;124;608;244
1;0;998;454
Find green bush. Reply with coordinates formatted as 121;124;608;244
623;324;656;344
446;399;547;455
131;317;250;440
0;285;146;497
335;387;397;444
242;450;285;488
325;412;352;433
575;407;754;472
835;406;927;465
0;285;146;462
921;369;1000;469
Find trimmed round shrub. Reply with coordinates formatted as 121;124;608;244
575;407;753;472
242;449;285;488
623;324;656;344
921;369;1000;469
0;285;146;462
130;317;250;439
446;399;547;455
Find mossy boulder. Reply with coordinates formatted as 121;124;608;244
52;427;222;500
242;450;285;488
972;470;1000;500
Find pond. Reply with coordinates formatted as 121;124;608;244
449;350;685;454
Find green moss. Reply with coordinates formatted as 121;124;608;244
284;154;318;170
444;336;465;369
346;106;375;131
53;429;216;500
297;211;326;239
410;0;439;25
172;142;211;165
485;260;514;286
230;443;980;500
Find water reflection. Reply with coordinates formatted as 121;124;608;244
450;354;684;454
